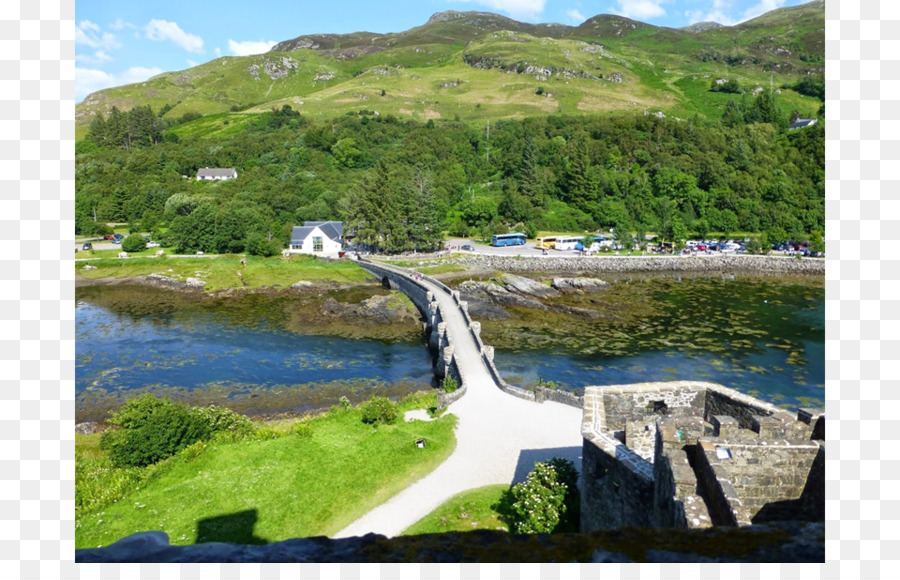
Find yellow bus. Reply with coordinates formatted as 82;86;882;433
535;236;556;249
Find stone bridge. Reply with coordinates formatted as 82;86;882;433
356;258;581;408
359;259;583;409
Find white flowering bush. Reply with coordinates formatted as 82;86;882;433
507;458;579;534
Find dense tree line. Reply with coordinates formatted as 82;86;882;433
76;92;824;253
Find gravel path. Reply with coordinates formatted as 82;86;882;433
333;272;584;539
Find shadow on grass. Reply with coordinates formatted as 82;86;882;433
196;509;269;545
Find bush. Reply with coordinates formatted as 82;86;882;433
121;234;147;253
442;376;458;393
360;396;399;426
100;395;211;468
245;232;279;257
503;458;580;534
189;405;253;436
180;440;208;463
293;422;313;438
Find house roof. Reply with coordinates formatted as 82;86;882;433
789;119;817;129
291;221;343;244
197;167;237;177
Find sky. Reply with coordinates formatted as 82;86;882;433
75;0;814;102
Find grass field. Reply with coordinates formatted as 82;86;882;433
76;254;372;291
76;392;457;548
401;485;510;535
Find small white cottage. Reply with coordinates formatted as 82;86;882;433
289;221;343;255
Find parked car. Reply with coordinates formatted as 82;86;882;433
147;241;160;248
113;233;124;241
81;243;92;251
103;235;114;240
111;238;121;244
461;244;475;251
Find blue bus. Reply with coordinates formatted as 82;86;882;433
575;236;606;251
491;232;527;247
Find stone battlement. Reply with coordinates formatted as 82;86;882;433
581;381;824;532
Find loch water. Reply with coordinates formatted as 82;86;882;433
76;274;824;422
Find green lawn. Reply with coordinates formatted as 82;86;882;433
401;485;510;535
76;393;458;548
75;254;371;291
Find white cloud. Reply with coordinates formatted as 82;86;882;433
75;50;113;65
76;65;164;102
145;19;204;54
76;20;120;51
109;18;135;31
227;39;278;56
685;0;738;25
453;0;548;21
186;60;199;68
215;47;222;58
740;0;787;23
611;0;669;20
566;9;586;23
685;0;787;27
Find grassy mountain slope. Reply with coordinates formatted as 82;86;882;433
75;1;823;136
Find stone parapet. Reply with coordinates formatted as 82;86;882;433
76;522;825;563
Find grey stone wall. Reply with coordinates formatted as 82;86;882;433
581;434;654;530
75;522;825;563
429;254;825;275
598;383;705;433
801;444;826;521
653;418;712;529
704;387;807;439
695;439;824;525
695;442;743;526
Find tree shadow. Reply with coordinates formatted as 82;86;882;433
195;509;269;545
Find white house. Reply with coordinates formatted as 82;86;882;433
197;167;238;180
289;221;343;255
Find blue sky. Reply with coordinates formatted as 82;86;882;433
75;0;813;102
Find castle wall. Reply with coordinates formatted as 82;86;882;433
581;434;654;530
695;439;824;525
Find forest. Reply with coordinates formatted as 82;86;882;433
75;90;824;255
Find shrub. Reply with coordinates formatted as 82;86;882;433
360;396;399;426
504;458;580;534
442;376;458;393
189;405;253;436
293;422;313;438
245;232;279;257
180;440;208;463
100;395;211;468
121;235;147;253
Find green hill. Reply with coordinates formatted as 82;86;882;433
75;1;823;135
